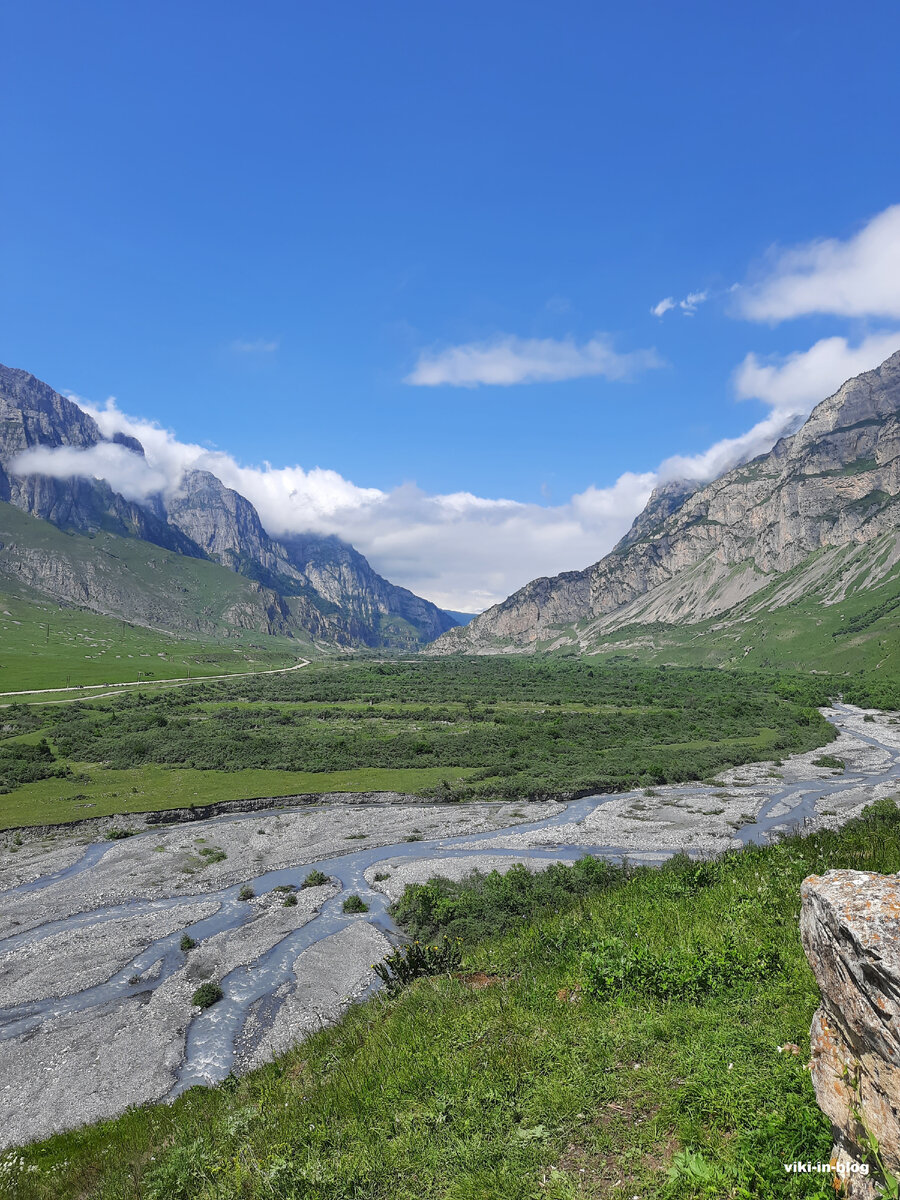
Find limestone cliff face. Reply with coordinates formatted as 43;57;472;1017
0;365;200;557
0;364;456;648
166;472;456;647
801;869;900;1198
432;348;900;654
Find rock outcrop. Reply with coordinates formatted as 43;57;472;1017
431;347;900;654
801;869;900;1197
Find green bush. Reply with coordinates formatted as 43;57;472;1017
580;932;781;1001
373;936;463;996
343;894;369;914
237;885;254;901
812;754;845;770
179;934;196;951
301;869;329;888
282;893;298;907
191;982;223;1009
106;827;135;840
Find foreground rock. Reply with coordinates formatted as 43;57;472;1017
801;869;900;1197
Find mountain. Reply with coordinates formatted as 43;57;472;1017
0;364;457;649
429;348;900;664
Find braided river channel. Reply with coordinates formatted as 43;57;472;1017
2;703;899;1146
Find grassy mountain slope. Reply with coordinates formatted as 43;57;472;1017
0;503;312;691
511;535;900;672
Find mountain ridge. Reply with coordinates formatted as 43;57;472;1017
0;364;456;649
428;347;900;657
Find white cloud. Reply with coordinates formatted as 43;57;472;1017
652;290;708;317
14;330;897;610
10;442;170;503
232;338;279;353
404;334;663;387
733;332;900;411
679;290;708;315
651;297;676;317
657;332;900;485
737;205;900;321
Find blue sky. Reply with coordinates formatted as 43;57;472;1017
3;1;900;609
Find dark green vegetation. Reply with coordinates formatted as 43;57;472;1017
373;936;463;996
190;983;223;1009
302;869;329;888
342;894;369;913
13;801;900;1199
179;935;196;952
238;885;255;901
1;658;862;828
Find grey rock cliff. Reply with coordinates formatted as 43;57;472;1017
431;347;900;654
801;869;900;1197
0;364;457;648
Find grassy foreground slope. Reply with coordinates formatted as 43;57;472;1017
0;660;842;828
9;800;900;1199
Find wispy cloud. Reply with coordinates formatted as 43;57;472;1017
405;334;663;387
657;332;900;485
733;332;900;411
231;337;280;353
652;289;709;318
736;205;900;321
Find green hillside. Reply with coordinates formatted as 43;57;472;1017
587;583;900;673
0;502;309;691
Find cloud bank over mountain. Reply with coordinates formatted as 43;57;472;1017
14;332;891;611
12;207;900;611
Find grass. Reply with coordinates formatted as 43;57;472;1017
0;502;314;693
0;584;303;696
0;764;482;831
11;799;900;1199
580;534;900;675
0;658;846;828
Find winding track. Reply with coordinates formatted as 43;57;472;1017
0;657;311;703
1;704;898;1138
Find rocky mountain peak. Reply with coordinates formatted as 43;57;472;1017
430;346;900;656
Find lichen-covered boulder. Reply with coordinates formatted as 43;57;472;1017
801;870;900;1198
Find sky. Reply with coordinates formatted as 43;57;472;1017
3;0;900;611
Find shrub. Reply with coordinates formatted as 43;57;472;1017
179;934;196;951
373;936;463;996
373;871;390;882
106;827;135;840
301;869;329;888
191;982;223;1009
237;885;254;901
273;884;296;893
813;754;845;770
282;893;298;907
343;894;369;914
198;846;226;863
580;932;780;1002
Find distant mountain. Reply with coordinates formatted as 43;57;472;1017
0;364;457;649
441;610;479;626
429;348;900;664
